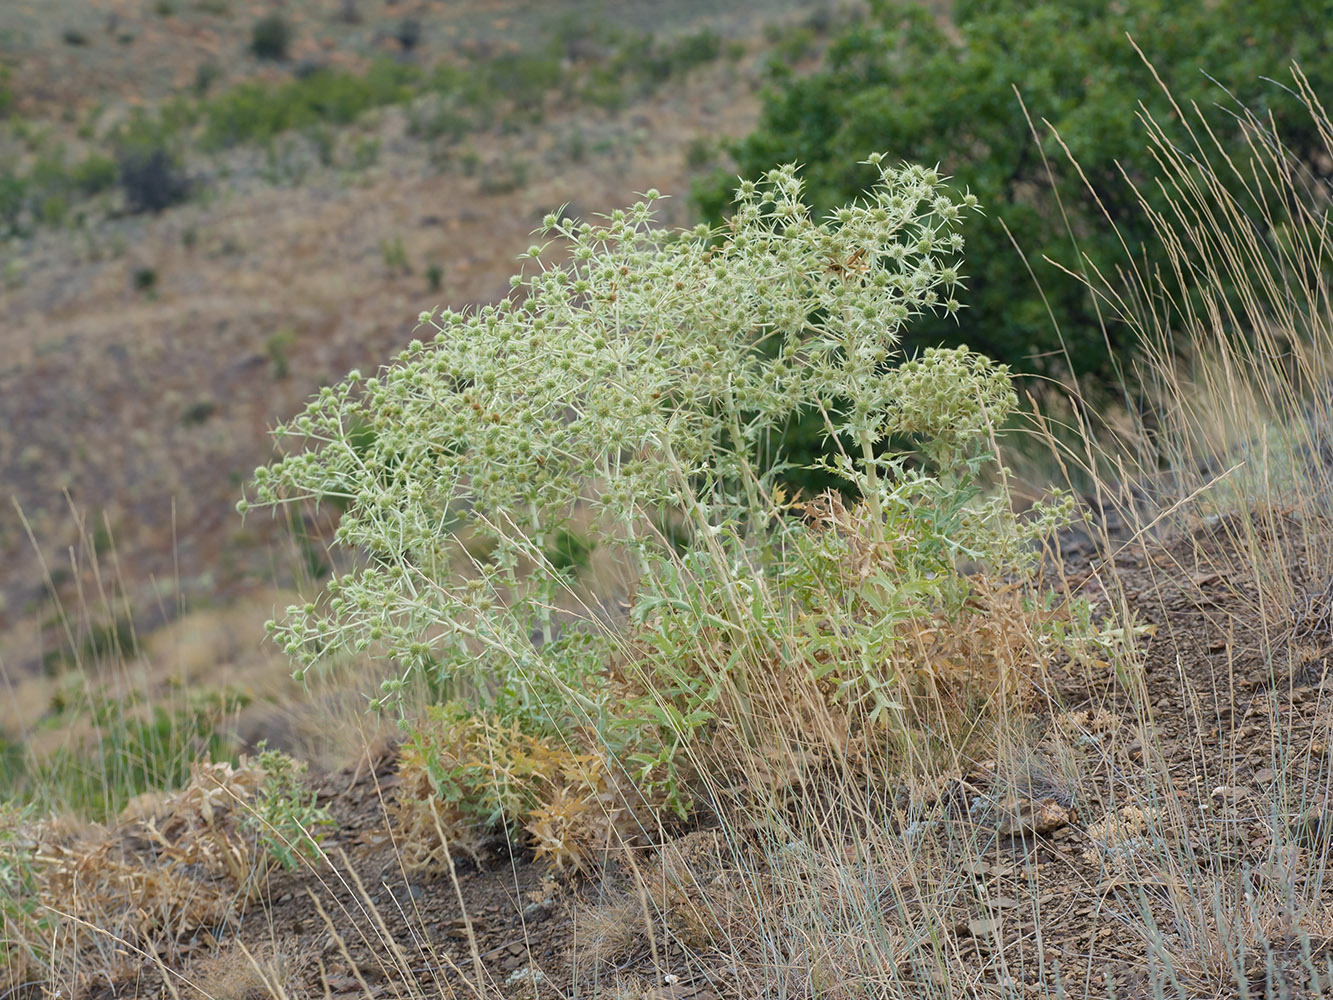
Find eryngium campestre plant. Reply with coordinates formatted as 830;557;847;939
240;156;1079;818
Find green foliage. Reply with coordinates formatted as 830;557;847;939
0;64;13;119
193;60;222;96
242;748;334;870
180;398;217;425
697;0;1333;384
70;153;116;195
580;26;724;110
0;147;120;236
380;233;410;275
249;14;292;61
545;528;595;576
266;328;297;379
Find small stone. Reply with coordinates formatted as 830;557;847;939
994;795;1072;836
967;916;1003;938
1297;798;1332;847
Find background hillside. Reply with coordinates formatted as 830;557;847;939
0;0;847;743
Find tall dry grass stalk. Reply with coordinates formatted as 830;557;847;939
1046;61;1333;609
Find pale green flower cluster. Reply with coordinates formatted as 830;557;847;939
239;156;1029;727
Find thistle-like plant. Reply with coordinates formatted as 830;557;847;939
240;156;1053;804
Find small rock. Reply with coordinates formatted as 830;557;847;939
1210;785;1249;806
1296;798;1332;847
993;795;1073;836
965;916;1003;938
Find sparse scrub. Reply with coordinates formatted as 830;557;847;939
0;149;120;236
201;60;420;149
0;64;14;119
1;754;328;992
395;17;423;53
379;233;410;275
133;265;158;292
477;156;528;195
3;683;249;820
192;59;222;96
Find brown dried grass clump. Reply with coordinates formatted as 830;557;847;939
393;707;657;875
183;941;299;1000
6;759;279;987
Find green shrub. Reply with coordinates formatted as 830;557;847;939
696;0;1333;385
70;153;117;195
481;51;563;110
202;59;419;148
0;803;46;987
193;60;222;95
243;156;1094;830
249;14;292;61
0;173;24;234
117;146;190;212
266;328;296;379
395;17;423;52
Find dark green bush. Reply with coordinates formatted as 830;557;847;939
249;14;292;61
481;51;563;110
117;144;190;214
134;267;159;293
395;17;423;52
0;174;24;234
696;0;1333;385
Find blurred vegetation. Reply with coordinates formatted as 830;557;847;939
0;685;249;822
0;18;730;237
695;0;1333;386
249;13;293;62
